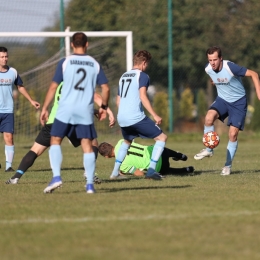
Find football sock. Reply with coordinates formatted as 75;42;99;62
5;145;14;170
111;142;130;177
92;146;98;160
225;140;238;167
11;172;23;179
16;150;38;175
84;152;96;185
147;141;165;175
49;145;62;177
204;125;214;152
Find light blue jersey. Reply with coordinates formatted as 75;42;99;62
117;69;150;127
52;54;108;125
0;66;23;113
205;60;247;103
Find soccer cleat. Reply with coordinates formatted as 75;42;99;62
5;178;19;184
172;153;188;161
84;172;102;184
145;172;163;180
110;174;128;180
43;176;62;193
5;167;15;172
186;166;195;173
194;149;213;160
86;184;95;194
221;166;231;176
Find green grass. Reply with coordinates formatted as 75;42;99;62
1;133;260;260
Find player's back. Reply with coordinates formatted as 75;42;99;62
117;69;148;127
56;54;100;125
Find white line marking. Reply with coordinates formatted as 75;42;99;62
0;211;259;224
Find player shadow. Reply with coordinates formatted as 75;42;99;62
98;184;193;193
32;167;84;172
62;184;193;194
228;169;260;175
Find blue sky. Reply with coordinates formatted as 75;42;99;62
0;0;71;32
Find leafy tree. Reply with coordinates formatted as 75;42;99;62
153;91;169;131
179;87;194;120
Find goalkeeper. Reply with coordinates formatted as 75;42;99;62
5;82;115;184
98;140;194;177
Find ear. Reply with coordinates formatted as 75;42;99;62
86;42;89;48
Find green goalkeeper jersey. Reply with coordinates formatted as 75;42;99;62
46;82;63;125
115;139;162;174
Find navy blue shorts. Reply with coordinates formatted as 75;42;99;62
51;118;97;140
210;96;247;130
35;123;81;147
121;116;163;141
0;113;14;133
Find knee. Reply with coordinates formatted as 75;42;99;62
204;115;215;126
157;133;167;142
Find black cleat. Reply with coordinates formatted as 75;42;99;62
172;153;188;161
145;172;163;180
5;167;15;172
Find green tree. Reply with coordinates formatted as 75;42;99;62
179;87;194;120
249;96;260;131
197;88;208;120
153;91;168;131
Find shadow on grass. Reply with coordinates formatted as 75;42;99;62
98;184;193;193
31;167;84;172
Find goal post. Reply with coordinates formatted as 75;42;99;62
0;29;133;139
0;28;133;71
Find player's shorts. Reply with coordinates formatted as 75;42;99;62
209;95;247;130
51;118;97;140
0;113;14;133
35;123;81;148
120;116;163;141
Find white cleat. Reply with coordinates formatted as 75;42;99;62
221;166;231;176
5;178;19;184
194;149;213;160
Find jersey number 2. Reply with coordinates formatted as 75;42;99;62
74;68;86;91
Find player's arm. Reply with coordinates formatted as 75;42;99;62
245;69;260;100
97;83;110;121
94;92;115;127
17;85;40;109
40;81;59;125
139;87;162;125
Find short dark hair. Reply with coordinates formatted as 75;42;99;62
0;47;8;52
206;46;222;58
72;32;88;48
133;50;152;65
98;142;114;157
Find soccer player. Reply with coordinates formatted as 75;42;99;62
40;32;110;194
194;46;260;175
0;46;40;172
99;140;194;177
110;50;167;180
5;82;115;185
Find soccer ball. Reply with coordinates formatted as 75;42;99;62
202;131;220;149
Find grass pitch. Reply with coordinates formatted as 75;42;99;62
0;133;260;260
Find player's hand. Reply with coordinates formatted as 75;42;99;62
98;107;107;121
40;109;49;126
31;100;40;109
153;114;162;125
94;109;100;119
107;108;116;127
